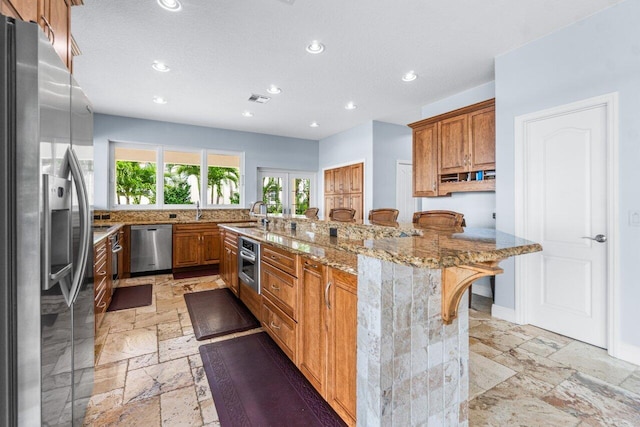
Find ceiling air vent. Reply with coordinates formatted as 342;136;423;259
248;94;271;104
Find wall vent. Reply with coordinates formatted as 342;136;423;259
248;94;271;104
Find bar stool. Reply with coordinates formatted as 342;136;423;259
329;208;356;222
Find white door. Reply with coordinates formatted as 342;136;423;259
522;103;608;347
396;162;415;223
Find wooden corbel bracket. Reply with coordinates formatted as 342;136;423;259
441;261;504;324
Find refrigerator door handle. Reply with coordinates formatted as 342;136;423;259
65;147;91;306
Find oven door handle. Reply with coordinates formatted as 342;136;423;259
239;250;256;262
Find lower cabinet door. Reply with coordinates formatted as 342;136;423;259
173;232;201;267
327;268;357;426
202;230;221;264
298;259;326;395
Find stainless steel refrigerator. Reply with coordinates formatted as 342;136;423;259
0;16;94;426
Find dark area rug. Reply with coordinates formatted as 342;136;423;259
107;284;153;312
199;332;346;427
173;266;219;280
184;288;259;341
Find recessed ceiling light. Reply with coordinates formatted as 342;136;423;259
152;61;170;72
267;85;282;95
153;96;167;104
310;121;319;128
157;0;182;12
242;111;254;118
402;71;418;82
306;40;325;54
345;101;357;110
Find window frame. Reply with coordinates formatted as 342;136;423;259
110;141;245;210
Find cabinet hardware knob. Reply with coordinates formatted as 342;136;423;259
271;284;280;291
270;321;281;330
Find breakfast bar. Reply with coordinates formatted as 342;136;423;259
220;217;541;426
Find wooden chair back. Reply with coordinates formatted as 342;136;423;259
412;210;466;231
329;208;356;222
368;208;399;225
304;207;319;219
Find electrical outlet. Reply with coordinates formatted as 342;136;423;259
169;214;177;219
630;211;640;227
101;214;110;220
492;212;496;219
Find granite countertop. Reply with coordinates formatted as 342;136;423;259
93;223;124;245
93;218;253;226
220;223;359;274
220;223;541;273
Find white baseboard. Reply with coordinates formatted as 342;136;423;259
490;304;518;324
611;342;640;366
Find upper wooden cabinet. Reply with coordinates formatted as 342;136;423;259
349;163;362;193
2;0;37;21
2;0;76;69
409;99;496;197
41;0;71;69
412;123;438;197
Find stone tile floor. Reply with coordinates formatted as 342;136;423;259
85;275;640;426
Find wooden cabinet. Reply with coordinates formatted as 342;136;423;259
256;241;357;426
439;115;468;174
172;223;221;269
260;243;299;361
349;163;363;193
468;105;496;170
413;123;439;197
41;0;71;69
298;258;327;394
410;99;496;197
94;237;112;332
2;0;77;69
221;229;238;296
324;163;364;220
324;169;336;195
326;268;357;426
2;0;37;21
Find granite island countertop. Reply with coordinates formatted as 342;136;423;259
219;222;541;274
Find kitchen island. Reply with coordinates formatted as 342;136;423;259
220;218;541;426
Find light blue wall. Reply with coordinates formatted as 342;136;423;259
371;121;412;209
93;114;319;209
419;82;497;229
495;0;640;348
318;122;373;218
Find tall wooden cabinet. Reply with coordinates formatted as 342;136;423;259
410;99;496;197
324;162;364;220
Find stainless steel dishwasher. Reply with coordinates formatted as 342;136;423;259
130;224;173;274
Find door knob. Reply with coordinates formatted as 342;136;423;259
581;234;607;243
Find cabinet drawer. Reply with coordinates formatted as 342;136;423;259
262;297;297;361
261;244;298;277
174;223;218;233
261;262;297;320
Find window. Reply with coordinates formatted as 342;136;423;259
164;150;200;205
112;143;243;209
206;153;240;206
114;147;157;206
258;170;315;215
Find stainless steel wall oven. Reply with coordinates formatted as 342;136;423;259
238;236;260;294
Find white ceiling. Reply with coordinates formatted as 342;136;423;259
71;0;623;141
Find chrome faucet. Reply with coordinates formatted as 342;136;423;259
196;201;202;221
